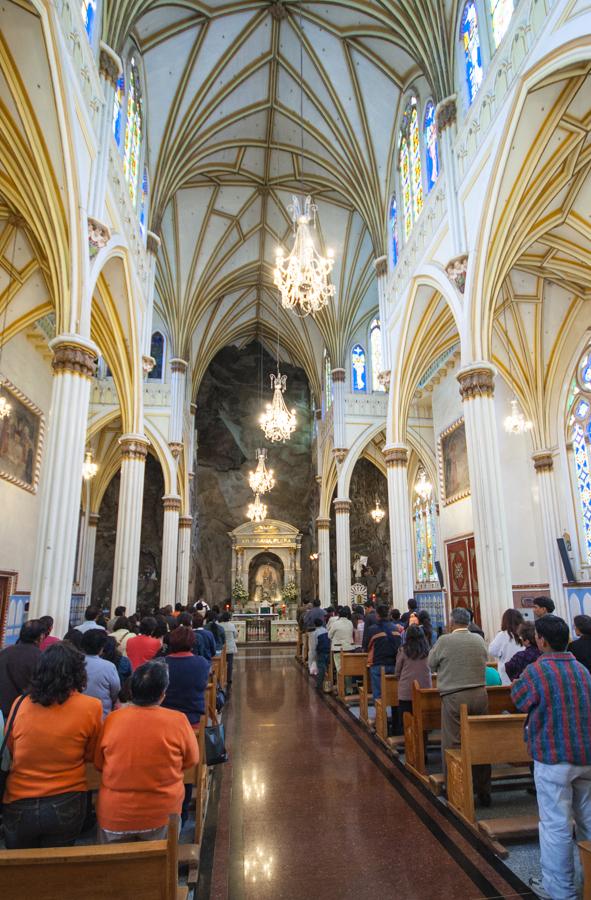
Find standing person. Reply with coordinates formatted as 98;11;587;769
505;622;541;681
39;616;60;651
352;605;365;647
74;606;105;634
366;604;402;700
2;642;102;849
0;620;45;718
219;611;238;686
304;599;325;631
81;629;121;718
569;614;591;673
126;617;161;671
361;599;378;650
395;624;431;736
308;617;330;691
205;611;225;655
488;608;524;685
400;598;418;628
417;610;435;647
533;596;555;619
107;606;126;632
512;615;591;900
428;607;491;805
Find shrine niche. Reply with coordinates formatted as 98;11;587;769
248;552;284;605
229;519;302;610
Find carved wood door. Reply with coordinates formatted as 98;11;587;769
445;535;481;627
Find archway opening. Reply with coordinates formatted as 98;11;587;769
248;552;285;605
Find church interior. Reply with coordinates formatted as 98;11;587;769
1;0;591;897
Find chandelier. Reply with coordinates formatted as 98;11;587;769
414;467;433;502
260;372;296;442
0;384;11;420
247;492;267;523
82;449;98;480
370;498;385;524
248;448;275;494
504;398;533;435
274;196;335;317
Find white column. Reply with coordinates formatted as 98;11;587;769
384;445;414;608
141;232;161;375
82;512;100;599
435;96;466;256
176;515;193;607
334;498;351;606
374;256;391;383
532;450;568;618
317;517;331;607
332;368;346;457
169;358;188;456
111;435;149;611
458;364;513;638
161;494;181;604
88;44;122;223
188;402;197;476
29;336;98;637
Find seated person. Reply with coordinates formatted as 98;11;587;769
192;613;217;660
162;626;210;730
205;611;226;655
81;628;121;718
505;621;541;681
126;617;161;670
2;643;102;849
94;660;198;843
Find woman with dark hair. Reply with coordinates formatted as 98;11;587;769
417;610;435;647
2;643;102;849
394;624;431;721
162;627;210;728
570;614;591;673
205;611;226;655
488;608;524;685
126;617;162;670
101;636;132;696
111;616;134;656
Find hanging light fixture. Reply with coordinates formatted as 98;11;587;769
274;196;335;317
414;466;433;502
504;397;533;435
0;386;11;420
370;497;385;524
248;448;275;494
82;448;98;480
259;372;296;442
247;492;267;523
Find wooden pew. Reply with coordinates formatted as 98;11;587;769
358;680;372;728
374;673;399;747
0;814;187;900
579;842;591;900
219;646;227;690
296;630;303;661
337;651;369;704
302;632;309;665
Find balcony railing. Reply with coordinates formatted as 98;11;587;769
345;392;388;419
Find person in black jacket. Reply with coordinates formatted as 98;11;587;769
0;620;45;717
365;604;402;699
570;615;591;673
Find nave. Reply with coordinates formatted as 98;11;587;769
197;647;530;900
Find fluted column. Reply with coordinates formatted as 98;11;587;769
141;232;161;376
169;358;188;456
332;368;346;459
111;435;149;611
176;515;193;607
384;445;414;607
317;517;331;607
30;336;98;636
532;450;568;617
161;494;181;604
82;512;100;600
374;256;391;388
88;43;122;223
334;498;351;606
458;364;513;638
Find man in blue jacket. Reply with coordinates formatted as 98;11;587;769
365;604;402;699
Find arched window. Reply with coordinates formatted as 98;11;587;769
123;57;143;206
81;0;97;41
388;195;399;269
112;74;124;148
351;345;367;392
370;319;384;392
414;491;437;583
423;101;439;193
148;331;165;381
399;96;423;239
461;1;484;105
490;0;514;48
324;352;332;410
139;167;149;238
569;347;591;563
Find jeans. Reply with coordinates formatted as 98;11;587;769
98;824;169;844
535;760;591;900
3;790;87;849
227;653;234;685
370;665;395;699
316;651;329;691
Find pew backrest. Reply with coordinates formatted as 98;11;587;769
460;708;529;767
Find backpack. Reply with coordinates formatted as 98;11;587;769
316;631;331;655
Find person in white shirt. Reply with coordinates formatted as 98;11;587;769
220;612;238;686
328;607;355;674
75;606;106;634
488;608;525;684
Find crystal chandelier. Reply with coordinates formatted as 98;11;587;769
82;449;98;480
414;467;433;502
260;373;296;442
247;492;267;523
274;196;335;317
370;498;385;524
248;448;275;494
504;398;533;435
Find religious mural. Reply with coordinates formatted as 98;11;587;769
0;378;44;493
438;418;470;505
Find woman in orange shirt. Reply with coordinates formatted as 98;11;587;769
2;642;103;849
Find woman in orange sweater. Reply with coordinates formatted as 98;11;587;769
94;659;198;842
2;642;103;849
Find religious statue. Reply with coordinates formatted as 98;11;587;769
352;554;364;580
255;563;280;603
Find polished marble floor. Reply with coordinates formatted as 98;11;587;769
198;647;534;900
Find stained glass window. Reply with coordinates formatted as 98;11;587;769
370;319;384;392
414;495;437;583
81;0;96;41
324;352;332;410
400;137;412;240
423;101;439;193
148;332;165;381
569;347;591;565
139;168;149;238
123;58;143;206
490;0;514;48
409;102;423;221
388;195;398;269
351;345;367;392
461;1;484;105
399;96;423;239
112;74;124;148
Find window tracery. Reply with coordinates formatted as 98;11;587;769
414;493;437;583
399;96;423;239
148;331;165;381
490;0;514;48
423;101;439;193
370;319;384;392
123;58;143;206
461;1;484;105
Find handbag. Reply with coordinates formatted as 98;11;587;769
204;723;228;766
216;687;226;712
0;693;27;807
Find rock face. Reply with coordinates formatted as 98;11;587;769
192;341;315;604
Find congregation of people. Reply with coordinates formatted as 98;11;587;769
299;595;591;900
0;601;237;851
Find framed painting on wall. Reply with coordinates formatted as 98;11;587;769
438;417;470;506
0;377;44;493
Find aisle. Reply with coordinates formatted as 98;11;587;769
198;648;533;900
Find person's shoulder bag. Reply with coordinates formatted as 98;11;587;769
0;693;27;808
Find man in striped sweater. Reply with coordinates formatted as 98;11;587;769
511;614;591;900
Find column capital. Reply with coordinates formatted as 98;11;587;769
435;94;457;132
333;498;351;514
457;363;496;401
383;444;409;467
88;512;100;527
162;494;182;512
99;42;122;87
532;450;554;472
170;357;189;374
169;441;183;458
179;515;193;528
146;231;161;256
190;402;197;415
332;448;347;464
119;434;149;460
50;335;98;379
374;255;388;277
331;367;346;383
316;517;331;529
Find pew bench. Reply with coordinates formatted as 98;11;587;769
579;841;591;900
374;673;404;751
337;651;369;704
0;814;187;900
